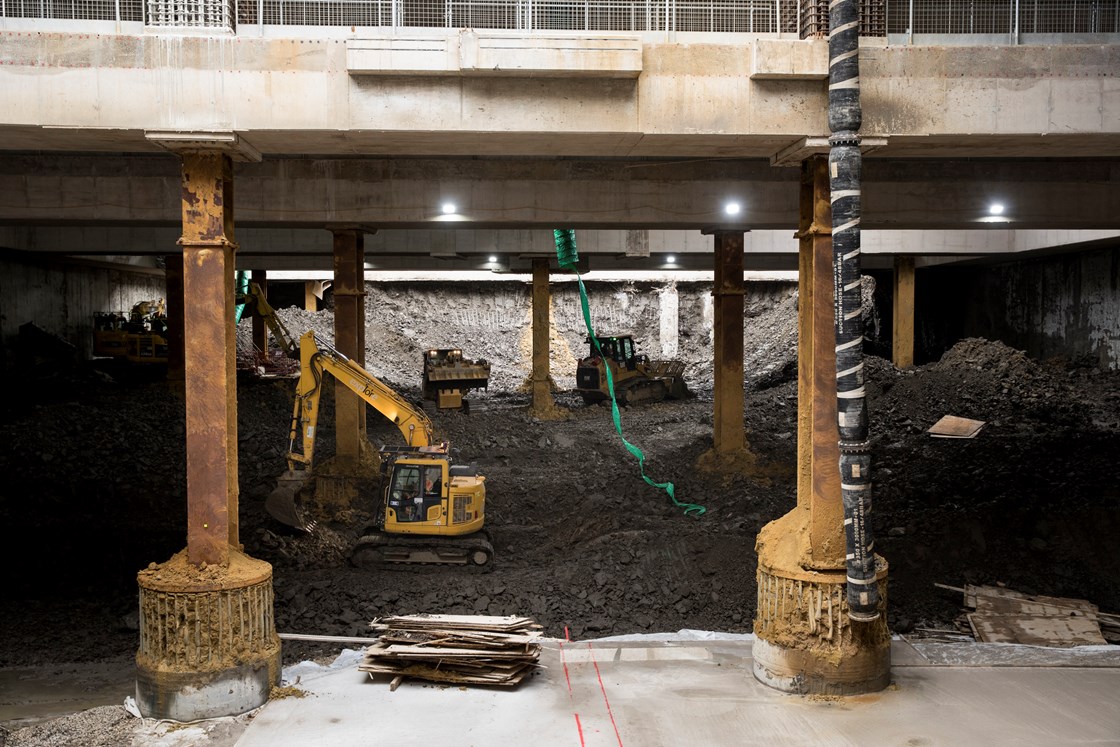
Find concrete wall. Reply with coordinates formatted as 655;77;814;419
0;253;168;363
0;33;1115;158
916;247;1120;370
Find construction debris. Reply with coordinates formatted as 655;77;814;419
939;583;1111;647
927;415;986;439
359;614;543;688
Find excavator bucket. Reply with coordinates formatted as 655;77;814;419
265;470;315;532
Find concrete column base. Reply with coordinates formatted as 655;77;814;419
136;548;281;721
753;510;890;695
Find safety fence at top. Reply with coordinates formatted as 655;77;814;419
1;0;1116;37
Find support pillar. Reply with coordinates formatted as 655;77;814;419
251;270;268;354
805;158;844;569
752;157;889;695
164;253;185;382
711;231;746;456
331;228;368;467
136;151;279;721
304;281;319;311
528;258;556;416
892;256;915;368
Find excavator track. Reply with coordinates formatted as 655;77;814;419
350;532;493;569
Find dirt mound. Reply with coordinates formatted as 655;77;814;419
2;290;1117;678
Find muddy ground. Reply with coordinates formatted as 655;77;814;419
1;280;1118;742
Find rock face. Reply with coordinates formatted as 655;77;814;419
238;279;804;395
1;280;1118;678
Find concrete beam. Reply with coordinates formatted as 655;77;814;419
0;155;1117;232
0;34;1116;159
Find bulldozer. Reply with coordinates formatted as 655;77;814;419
421;348;491;410
266;330;492;567
575;333;689;406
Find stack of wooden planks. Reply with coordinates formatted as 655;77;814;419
938;583;1111;647
359;614;543;689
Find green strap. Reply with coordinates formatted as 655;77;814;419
567;253;706;518
234;271;250;324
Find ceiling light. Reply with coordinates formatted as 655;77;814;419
441;202;457;214
724;202;741;216
488;255;498;263
665;255;677;264
989;203;1005;215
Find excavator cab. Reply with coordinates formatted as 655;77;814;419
379;449;485;537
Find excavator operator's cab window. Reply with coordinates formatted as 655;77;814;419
388;465;424;522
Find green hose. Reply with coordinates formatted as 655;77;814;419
234;271;250;324
553;229;705;518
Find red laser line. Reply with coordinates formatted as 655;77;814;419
559;640;574;696
587;643;624;746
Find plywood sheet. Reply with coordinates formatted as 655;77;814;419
928;415;986;438
967;612;1107;647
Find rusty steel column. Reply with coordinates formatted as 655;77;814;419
806;157;845;570
164;253;185;382
251;270;268;354
529;258;554;413
180;152;239;565
332;228;367;465
795;166;814;509
752;155;889;695
893;256;916;368
136;149;280;721
711;231;746;455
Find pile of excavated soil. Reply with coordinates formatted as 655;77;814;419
2;281;1118;740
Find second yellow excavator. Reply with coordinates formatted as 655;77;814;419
266;330;492;567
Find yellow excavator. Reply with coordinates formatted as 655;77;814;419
237;282;299;359
266;330;492;567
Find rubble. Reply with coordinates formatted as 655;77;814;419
2;283;1117;680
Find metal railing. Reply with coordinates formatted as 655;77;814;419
2;0;1116;36
888;0;1119;36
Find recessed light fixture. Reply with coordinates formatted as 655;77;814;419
488;255;498;263
989;203;1005;215
441;202;457;214
665;255;677;264
724;202;741;216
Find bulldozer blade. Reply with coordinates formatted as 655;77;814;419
265;472;314;532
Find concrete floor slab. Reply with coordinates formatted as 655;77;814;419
238;636;1120;746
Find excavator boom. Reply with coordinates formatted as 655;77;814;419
285;331;434;470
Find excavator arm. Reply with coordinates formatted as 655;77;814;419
284;330;435;471
239;282;298;358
